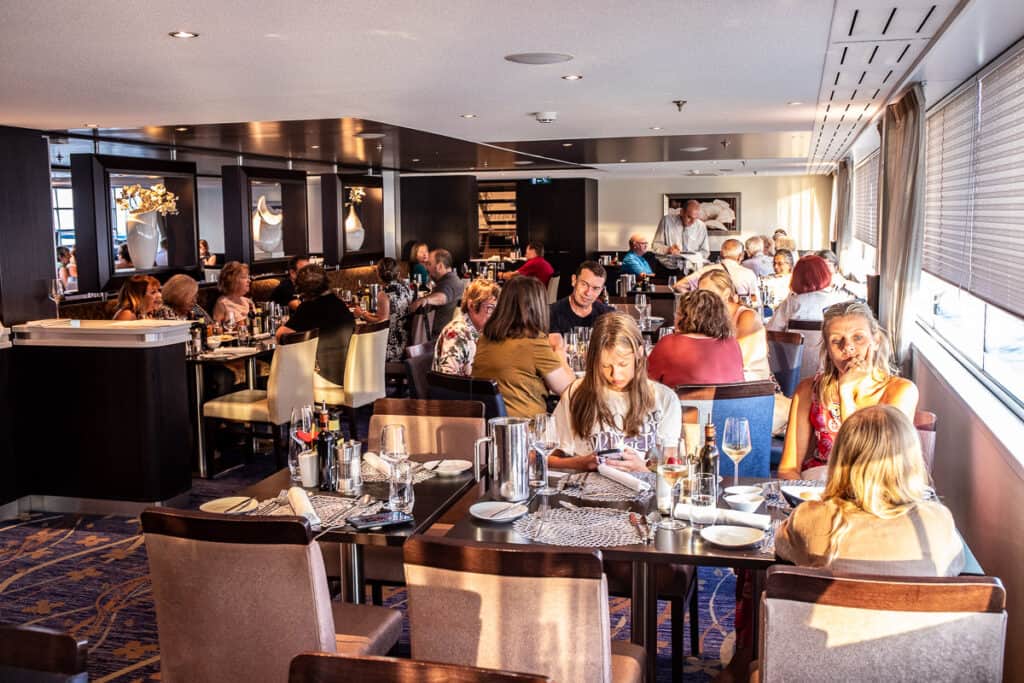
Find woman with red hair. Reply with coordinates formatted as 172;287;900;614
766;254;853;331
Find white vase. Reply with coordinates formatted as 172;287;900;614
345;204;365;251
126;211;160;268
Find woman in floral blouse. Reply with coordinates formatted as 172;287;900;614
432;278;500;375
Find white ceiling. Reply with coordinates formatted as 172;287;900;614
0;0;1018;176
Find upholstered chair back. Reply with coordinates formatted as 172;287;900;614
760;566;1007;682
141;509;336;683
368;399;485;460
267;332;318;424
403;536;613;683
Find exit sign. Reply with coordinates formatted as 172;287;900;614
530;177;552;185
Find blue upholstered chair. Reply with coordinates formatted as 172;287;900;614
787;319;823;381
676;380;776;479
766;330;805;398
426;371;508;420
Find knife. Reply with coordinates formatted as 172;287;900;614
628;512;646;543
637;514;652;544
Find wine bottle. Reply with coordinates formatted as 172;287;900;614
697;415;719;479
316;407;337;491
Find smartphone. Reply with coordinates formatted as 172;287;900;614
596;448;624;461
347;511;414;530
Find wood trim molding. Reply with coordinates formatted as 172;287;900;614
289;652;551;682
766;330;805;346
372;398;485;418
787;319;822;331
0;624;88;675
765;566;1005;613
676;379;776;401
280;329;319;345
404;536;604;579
426;371;501;396
140;508;313;546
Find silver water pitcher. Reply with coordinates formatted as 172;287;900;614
474;417;532;502
617;274;635;298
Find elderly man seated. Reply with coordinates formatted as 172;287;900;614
674;238;760;301
741;236;775;277
619;233;654;276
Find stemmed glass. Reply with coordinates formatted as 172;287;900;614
722;417;752;488
656;457;690;530
48;278;65;319
634;293;649;326
289;405;315;484
380;423;409;482
529;414;558;495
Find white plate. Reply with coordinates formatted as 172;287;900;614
724;485;762;496
700;525;766;548
470;501;529;522
781;485;825;506
199;496;258;514
422;459;473;476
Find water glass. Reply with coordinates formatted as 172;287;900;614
380;424;408;466
530;413;558;495
388;461;415;513
634;293;649;323
667;276;678;288
690;473;718;530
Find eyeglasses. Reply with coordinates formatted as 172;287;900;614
576;279;604;293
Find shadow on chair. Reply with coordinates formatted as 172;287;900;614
0;623;87;682
404;342;435;399
316;320;389;438
765;330;804;398
289;652;551;682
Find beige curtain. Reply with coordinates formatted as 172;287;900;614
833;158;853;273
878;83;926;368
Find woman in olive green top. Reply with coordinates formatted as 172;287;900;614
472;276;574;417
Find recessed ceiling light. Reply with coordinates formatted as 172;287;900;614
561;74;583;81
562;142;573;147
84;123;99;128
174;126;188;132
310;145;320;149
514;160;534;165
650;126;662;131
460;113;478;119
680;146;708;152
619;158;627;163
168;31;199;39
355;132;386;139
787;101;803;106
504;52;574;65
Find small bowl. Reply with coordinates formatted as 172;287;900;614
724;485;761;496
206;337;222;350
724;493;765;513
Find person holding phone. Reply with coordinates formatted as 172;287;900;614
550;312;680;471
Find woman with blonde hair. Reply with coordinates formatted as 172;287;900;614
212;261;254;326
113;275;162;320
647;289;745;387
157;274;209;320
776;405;964;575
779;301;918;480
697;268;768;382
551;312;680;471
433;277;501;376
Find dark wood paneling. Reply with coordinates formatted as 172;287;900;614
400;176;477;267
0;127;60;323
0;349;16;505
516;178;598;298
320;174;344;265
323;174;385;266
222;166;308;274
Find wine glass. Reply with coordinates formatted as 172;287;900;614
529;413;558;495
656;457;690;530
634;293;649;325
722;417;752;488
380;424;409;484
48;278;65;318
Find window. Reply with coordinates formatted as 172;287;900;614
919;41;1024;413
852;150;880;247
52;172;74;247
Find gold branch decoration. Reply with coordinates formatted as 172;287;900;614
346;187;366;207
115;183;179;216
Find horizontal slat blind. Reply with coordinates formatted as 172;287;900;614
853;150;880;246
923;86;977;287
973;48;1024;317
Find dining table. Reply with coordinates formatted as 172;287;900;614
443;475;984;682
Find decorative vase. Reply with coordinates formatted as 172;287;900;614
125;211;160;268
345;204;365;251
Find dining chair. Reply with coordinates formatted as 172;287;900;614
786;319;823;381
755;566;1007;682
0;623;87;682
404;342;435;399
403;536;645;683
202;330;318;474
914;409;938;473
141;508;403;683
315;320;388;438
765;330;804;398
361;398;487;603
676;380;776;478
289;652;551;683
426;371;508;421
546;273;560;304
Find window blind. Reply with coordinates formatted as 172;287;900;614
853;150;880;247
972;48;1024;317
923;86;977;287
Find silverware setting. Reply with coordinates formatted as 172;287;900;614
628;512;646;543
223;496;254;514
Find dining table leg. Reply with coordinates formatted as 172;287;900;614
245;356;257;390
193;363;208;479
631;559;658;682
340;543;365;604
751;568;765;659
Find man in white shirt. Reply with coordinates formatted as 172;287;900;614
675;238;760;300
651;199;709;273
741;236;774;277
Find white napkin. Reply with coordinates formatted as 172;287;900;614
673;502;770;530
597;464;651;492
287;487;322;528
363;451;391;476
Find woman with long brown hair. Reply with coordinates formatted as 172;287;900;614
550;312;680;471
647;289;745;386
471;276;573;417
112;274;162;320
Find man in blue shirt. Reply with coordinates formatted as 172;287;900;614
619;232;654;276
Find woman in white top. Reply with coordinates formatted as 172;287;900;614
767;254;853;331
212;261;255;325
551;312;681;471
697;268;769;381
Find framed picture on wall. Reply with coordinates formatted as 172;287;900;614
663;192;741;235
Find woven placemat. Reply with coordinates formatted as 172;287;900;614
361;462;438;484
249;492;384;527
561;471;656;503
512;506;646;547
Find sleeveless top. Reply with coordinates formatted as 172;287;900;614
805;373;842;471
733;305;771;382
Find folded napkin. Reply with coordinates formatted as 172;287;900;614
597;464;651;492
287;487;322;528
673;503;770;530
362;451;391;476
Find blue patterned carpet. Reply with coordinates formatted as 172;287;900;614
0;455;737;681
